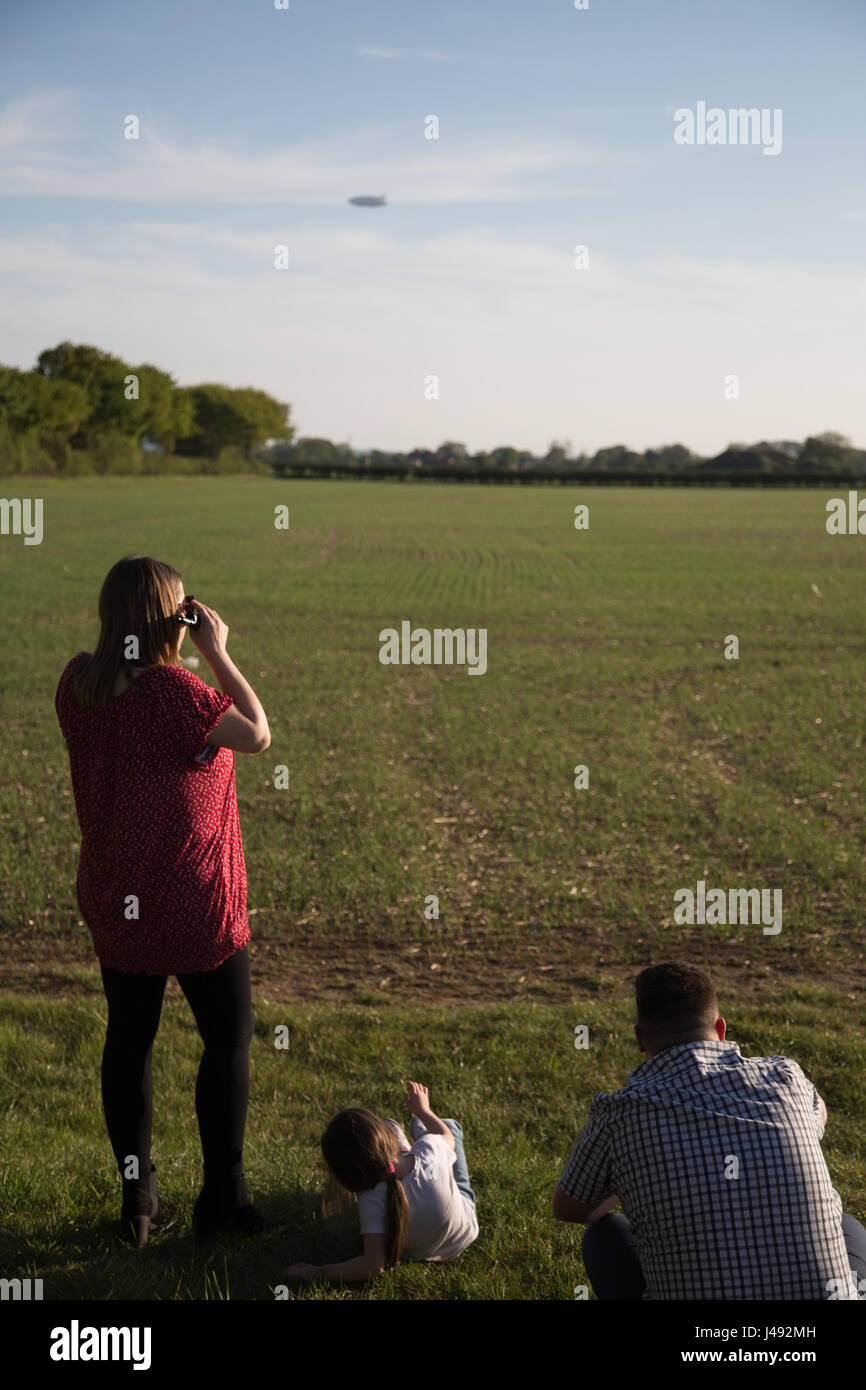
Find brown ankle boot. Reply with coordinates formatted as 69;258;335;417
120;1162;162;1247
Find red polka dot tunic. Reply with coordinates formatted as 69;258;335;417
55;653;250;975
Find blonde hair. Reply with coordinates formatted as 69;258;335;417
74;555;184;707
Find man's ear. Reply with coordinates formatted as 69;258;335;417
715;1016;726;1042
635;1023;646;1053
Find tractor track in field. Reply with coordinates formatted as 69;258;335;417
2;923;864;1011
295;527;337;568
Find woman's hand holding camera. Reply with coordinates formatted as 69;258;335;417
186;599;229;662
177;594;270;752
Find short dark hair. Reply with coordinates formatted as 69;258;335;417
635;962;718;1049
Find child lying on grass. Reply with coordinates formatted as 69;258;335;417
281;1081;478;1282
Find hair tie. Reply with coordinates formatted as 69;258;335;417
386;1163;395;1176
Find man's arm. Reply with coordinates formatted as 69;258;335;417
553;1102;616;1223
783;1057;828;1131
552;1185;618;1224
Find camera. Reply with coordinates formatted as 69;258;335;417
177;594;199;627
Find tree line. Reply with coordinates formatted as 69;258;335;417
0;342;292;476
1;342;862;483
269;434;866;480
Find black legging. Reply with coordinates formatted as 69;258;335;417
99;946;254;1186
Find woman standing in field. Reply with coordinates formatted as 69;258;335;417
54;555;271;1246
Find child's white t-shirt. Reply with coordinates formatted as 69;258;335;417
357;1134;478;1261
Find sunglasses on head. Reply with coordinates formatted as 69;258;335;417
175;595;199;627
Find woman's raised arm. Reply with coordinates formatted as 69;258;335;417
188;600;271;754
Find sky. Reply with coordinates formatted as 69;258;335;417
1;0;865;457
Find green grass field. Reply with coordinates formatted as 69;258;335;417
1;476;865;1299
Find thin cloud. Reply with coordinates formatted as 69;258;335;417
5;221;862;323
358;46;454;61
0;92;606;205
0;88;80;149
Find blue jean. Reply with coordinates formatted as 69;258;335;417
410;1116;476;1204
442;1118;476;1205
581;1210;866;1300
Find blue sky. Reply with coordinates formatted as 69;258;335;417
1;0;864;455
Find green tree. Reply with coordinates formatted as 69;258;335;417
434;440;469;467
32;342;197;450
0;367;37;431
127;364;195;451
176;384;292;458
489;446;523;471
544;439;572;467
799;432;853;472
0;365;89;451
293;437;341;466
592;444;644;470
34;341;131;441
644;444;696;470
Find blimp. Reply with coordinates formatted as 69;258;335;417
349;194;387;207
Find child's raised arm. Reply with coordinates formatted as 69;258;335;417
403;1081;456;1150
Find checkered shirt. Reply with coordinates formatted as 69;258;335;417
559;1041;858;1300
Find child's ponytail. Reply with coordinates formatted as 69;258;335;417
383;1166;409;1268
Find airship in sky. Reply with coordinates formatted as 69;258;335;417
349;194;387;207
